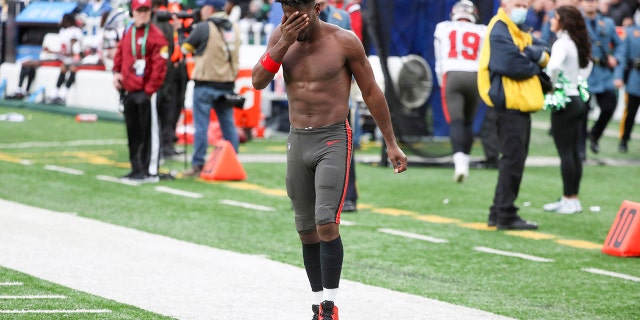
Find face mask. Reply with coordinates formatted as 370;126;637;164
509;8;528;25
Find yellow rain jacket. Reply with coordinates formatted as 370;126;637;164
478;8;549;112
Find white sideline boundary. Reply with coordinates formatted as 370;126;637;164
0;199;513;320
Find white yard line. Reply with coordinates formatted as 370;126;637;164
0;309;111;314
378;228;449;243
96;175;141;186
474;246;555;263
0;282;22;286
44;165;84;176
582;268;640;282
339;219;356;226
154;186;203;199
0;295;66;299
219;199;276;211
0;199;513;320
0;139;127;149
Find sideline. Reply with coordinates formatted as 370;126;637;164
0;199;513;320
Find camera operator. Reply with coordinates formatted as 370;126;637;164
155;4;201;39
180;0;241;177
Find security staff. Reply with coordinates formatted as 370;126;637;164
581;0;624;155
113;0;168;182
619;25;640;152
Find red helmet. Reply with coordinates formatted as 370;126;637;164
450;0;479;23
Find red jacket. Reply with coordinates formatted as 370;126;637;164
113;23;168;95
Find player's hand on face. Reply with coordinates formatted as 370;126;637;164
280;11;309;44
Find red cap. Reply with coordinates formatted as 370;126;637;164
131;0;152;11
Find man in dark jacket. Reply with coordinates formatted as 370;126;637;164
478;0;549;230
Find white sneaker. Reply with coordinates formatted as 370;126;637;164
453;152;470;183
543;198;563;211
555;198;580;214
571;199;582;213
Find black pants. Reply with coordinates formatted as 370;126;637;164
589;90;618;142
480;105;500;161
124;91;160;176
346;111;357;202
551;96;585;196
489;109;531;224
18;65;36;91
157;64;187;155
620;93;640;143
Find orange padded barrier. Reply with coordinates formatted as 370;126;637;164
199;140;247;181
602;200;640;257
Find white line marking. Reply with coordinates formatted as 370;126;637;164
340;220;356;226
0;309;112;314
378;228;448;243
155;186;203;199
0;199;514;320
96;175;141;186
20;160;32;165
473;247;554;262
0;282;22;286
0;295;66;299
44;165;84;176
582;268;640;282
219;199;276;211
0;139;126;149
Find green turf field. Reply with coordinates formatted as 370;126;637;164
1;105;639;319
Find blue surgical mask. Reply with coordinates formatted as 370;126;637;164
509;8;528;25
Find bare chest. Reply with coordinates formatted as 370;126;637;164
282;42;348;83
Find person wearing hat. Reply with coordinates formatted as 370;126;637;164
112;0;169;182
181;0;242;177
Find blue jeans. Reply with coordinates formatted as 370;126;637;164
192;85;239;167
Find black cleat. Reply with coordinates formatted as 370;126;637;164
619;141;628;153
319;300;338;320
497;218;538;230
589;135;599;154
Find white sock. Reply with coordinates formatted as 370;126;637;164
48;88;59;99
313;290;323;305
323;288;338;303
58;87;68;99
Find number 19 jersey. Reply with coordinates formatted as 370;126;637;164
433;21;487;85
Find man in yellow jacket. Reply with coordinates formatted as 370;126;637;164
477;0;549;230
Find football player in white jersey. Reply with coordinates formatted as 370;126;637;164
434;0;488;182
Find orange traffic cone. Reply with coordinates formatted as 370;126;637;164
200;140;247;181
602;200;640;257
